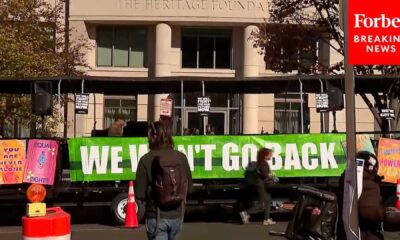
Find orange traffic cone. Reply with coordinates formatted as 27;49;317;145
125;181;139;228
396;179;400;209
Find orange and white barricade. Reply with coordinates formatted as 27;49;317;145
22;207;71;240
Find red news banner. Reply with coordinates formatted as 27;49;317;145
349;0;400;65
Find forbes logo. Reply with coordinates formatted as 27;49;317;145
354;14;400;28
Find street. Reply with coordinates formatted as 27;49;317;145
2;222;288;240
0;205;399;240
2;221;400;240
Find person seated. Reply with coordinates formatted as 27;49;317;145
108;115;125;136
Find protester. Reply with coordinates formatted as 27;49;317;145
206;124;215;135
107;115;125;136
192;128;200;135
135;120;193;240
357;151;385;240
240;148;277;226
183;128;191;135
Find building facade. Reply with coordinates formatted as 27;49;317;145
66;0;376;137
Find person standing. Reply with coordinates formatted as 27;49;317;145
135;120;193;240
107;115;125;136
357;151;385;240
240;148;277;226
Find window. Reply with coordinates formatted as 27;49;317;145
274;94;309;134
182;29;232;69
266;40;317;74
97;27;147;68
104;97;137;128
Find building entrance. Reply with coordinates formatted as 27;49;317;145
184;108;227;135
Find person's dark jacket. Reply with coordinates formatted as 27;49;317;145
257;159;271;182
358;170;385;230
135;149;193;219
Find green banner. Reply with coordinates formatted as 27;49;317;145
68;134;346;182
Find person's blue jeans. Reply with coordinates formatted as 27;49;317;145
146;217;182;240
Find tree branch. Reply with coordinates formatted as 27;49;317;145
360;93;382;127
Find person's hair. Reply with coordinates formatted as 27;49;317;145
114;114;125;122
257;148;273;162
148;120;174;150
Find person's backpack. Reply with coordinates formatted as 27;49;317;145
244;161;258;186
151;154;188;211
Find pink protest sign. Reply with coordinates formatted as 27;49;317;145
23;139;58;185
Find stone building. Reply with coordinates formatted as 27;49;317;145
65;0;375;137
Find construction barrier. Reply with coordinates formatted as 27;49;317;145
125;180;139;228
22;207;71;240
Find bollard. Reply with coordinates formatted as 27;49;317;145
22;207;71;240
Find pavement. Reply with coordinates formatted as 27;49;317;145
2;221;400;240
1;222;290;240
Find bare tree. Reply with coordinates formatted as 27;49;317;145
251;0;400;132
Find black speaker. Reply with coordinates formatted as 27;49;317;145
327;87;344;111
32;81;53;115
123;121;148;137
91;129;109;137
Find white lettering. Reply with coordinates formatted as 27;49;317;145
301;143;318;170
354;13;400;28
80;146;109;174
320;143;338;169
222;143;240;171
202;144;216;171
241;144;258;169
111;147;123;174
284;144;302;170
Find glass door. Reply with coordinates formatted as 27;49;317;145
184;108;227;135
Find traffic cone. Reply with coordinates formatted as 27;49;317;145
396;179;400;209
124;181;139;228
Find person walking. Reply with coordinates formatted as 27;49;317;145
135;120;193;240
240;148;277;226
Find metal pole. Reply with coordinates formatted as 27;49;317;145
227;93;230;135
74;93;76;138
57;80;62;106
58;79;62;137
202;80;206;135
299;79;304;133
319;79;325;133
343;0;359;239
81;79;85;94
93;93;97;131
181;80;184;135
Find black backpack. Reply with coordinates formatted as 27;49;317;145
151;154;188;211
244;161;258;186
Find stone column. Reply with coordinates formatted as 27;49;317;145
152;23;171;121
242;25;259;134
